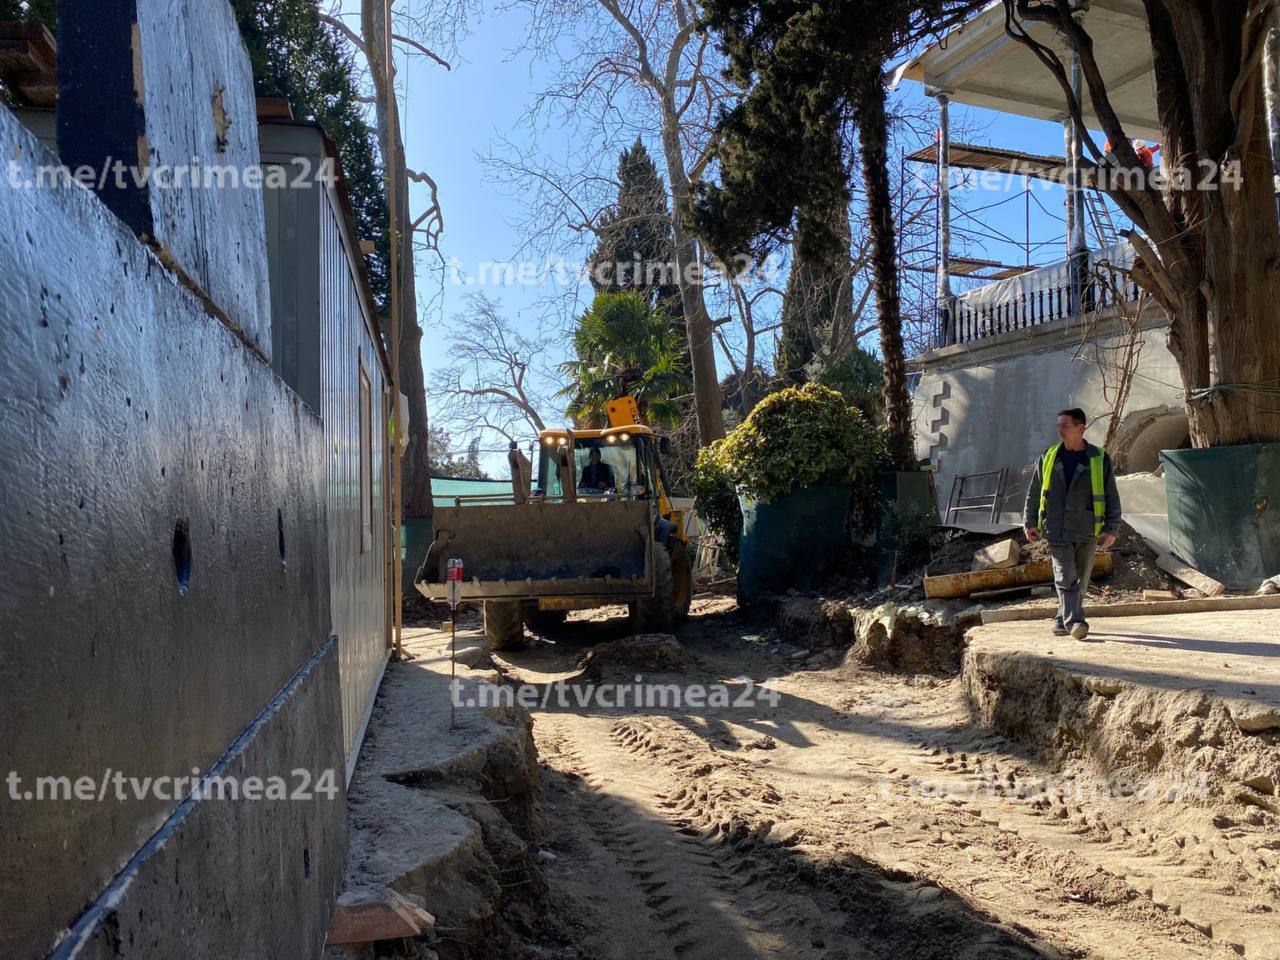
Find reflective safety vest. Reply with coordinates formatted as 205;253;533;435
1039;444;1106;536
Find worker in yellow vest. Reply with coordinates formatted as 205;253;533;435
1022;409;1122;640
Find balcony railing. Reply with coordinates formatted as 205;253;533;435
938;240;1143;348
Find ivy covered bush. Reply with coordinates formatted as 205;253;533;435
694;383;889;560
693;440;742;564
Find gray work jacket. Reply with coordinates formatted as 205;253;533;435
1022;442;1122;543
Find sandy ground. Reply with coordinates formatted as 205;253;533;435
478;596;1280;960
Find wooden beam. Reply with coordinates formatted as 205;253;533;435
1153;550;1226;597
924;553;1114;599
970;584;1054;602
1141;589;1178;601
981;592;1280;624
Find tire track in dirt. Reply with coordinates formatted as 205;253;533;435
538;713;1050;960
904;740;1280;958
542;715;815;960
605;712;1253;960
505;602;1276;960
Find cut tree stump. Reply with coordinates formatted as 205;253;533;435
326;891;436;946
924;553;1113;599
972;539;1020;571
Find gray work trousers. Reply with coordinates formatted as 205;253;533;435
1049;539;1097;628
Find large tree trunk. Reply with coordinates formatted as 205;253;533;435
855;77;915;470
657;94;725;446
1015;1;1280;447
1142;0;1280;446
362;0;434;517
777;180;855;384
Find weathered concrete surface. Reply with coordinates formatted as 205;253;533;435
962;610;1280;805
60;639;346;960
0;93;339;959
911;311;1185;520
329;628;544;959
57;0;272;357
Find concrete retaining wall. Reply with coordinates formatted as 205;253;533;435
913;310;1187;519
0;3;345;955
56;0;272;358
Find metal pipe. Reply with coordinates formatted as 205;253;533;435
384;0;403;659
935;92;953;347
1065;46;1088;316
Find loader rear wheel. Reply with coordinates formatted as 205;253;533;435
484;600;525;650
669;540;694;624
629;543;675;633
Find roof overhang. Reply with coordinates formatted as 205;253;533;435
894;0;1161;141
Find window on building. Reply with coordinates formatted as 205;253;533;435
359;362;373;554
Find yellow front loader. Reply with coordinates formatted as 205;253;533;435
415;397;694;648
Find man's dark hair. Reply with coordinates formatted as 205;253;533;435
1058;408;1087;425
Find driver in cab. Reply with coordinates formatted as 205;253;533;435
579;448;615;493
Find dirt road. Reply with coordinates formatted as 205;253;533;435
493;597;1279;960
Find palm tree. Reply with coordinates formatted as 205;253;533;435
559;291;691;428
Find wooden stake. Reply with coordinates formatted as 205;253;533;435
449;607;457;730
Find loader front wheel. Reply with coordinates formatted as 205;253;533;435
629;543;675;633
484;600;525;651
669;540;694;624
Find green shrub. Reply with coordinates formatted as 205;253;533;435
879;499;937;570
693;439;742;564
692;384;889;558
721;383;888;504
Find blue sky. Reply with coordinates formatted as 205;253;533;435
376;3;1109;468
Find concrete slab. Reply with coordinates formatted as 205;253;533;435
968;610;1280;718
962;610;1280;805
328;627;543;955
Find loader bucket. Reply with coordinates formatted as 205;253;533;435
414;500;654;600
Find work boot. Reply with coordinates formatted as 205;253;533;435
1052;618;1068;637
1070;621;1089;640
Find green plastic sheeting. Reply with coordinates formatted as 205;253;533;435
399;479;513;594
1161;444;1280;589
737;486;851;602
431;478;514;505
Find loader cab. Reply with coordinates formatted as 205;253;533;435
535;428;660;503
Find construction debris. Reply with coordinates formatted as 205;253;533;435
969;584;1053;602
923;553;1113;599
1141;589;1178;601
971;538;1019;570
1154;550;1226;597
